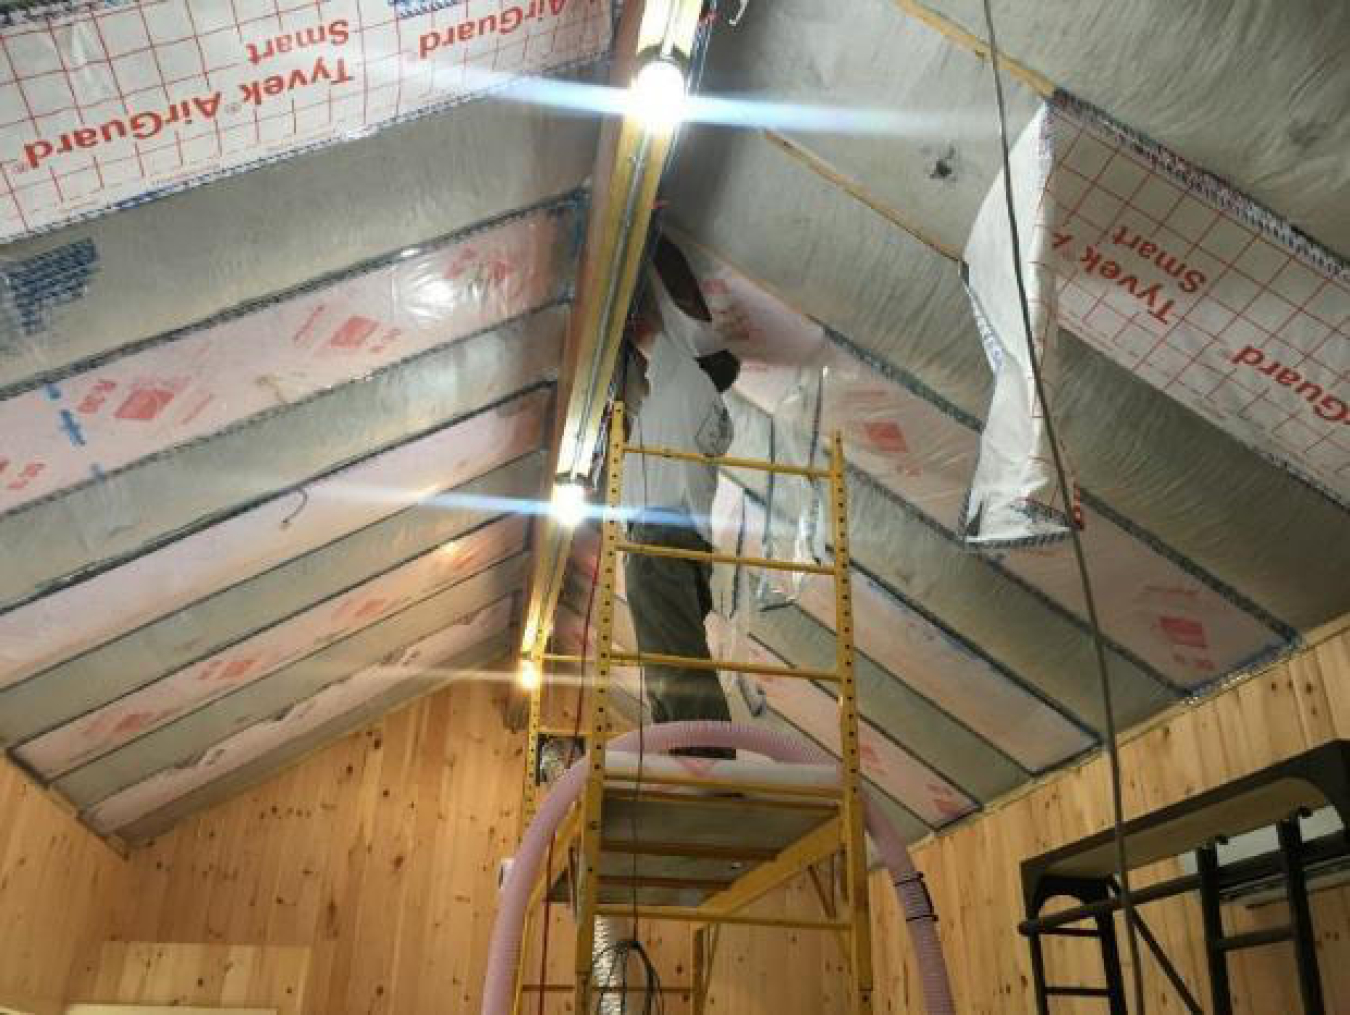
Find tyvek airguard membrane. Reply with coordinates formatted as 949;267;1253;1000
1040;94;1348;509
0;388;547;690
0;0;611;242
0;203;573;515
17;513;526;777
679;240;1292;689
85;596;514;833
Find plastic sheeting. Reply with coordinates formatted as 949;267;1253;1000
0;450;541;749
0;388;548;688
54;551;529;806
961;104;1073;547
1038;94;1349;509
0;0;611;242
2;303;564;612
0;1;601;837
0;188;576;830
17;513;526;777
0;107;595;391
670;28;1348;636
85;598;515;834
0;202;573;515
684;243;1292;689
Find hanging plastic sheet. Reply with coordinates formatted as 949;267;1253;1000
0;0;611;243
682;240;1293;689
754;361;828;611
960;103;1075;547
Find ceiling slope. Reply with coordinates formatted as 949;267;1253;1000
0;99;598;391
920;0;1350;254
0;2;611;835
54;551;530;809
105;630;517;842
610;0;1345;838
4;0;1346;847
0;451;543;748
666;125;1348;634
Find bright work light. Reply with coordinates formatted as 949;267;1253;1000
629;57;687;134
517;658;541;691
550;481;589;529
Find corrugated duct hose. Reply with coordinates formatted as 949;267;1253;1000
538;738;631;1014
483;722;956;1015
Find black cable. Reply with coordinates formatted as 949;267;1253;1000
590;938;665;1015
631;349;652;941
978;2;1146;1011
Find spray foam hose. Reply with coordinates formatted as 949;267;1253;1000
481;721;955;1015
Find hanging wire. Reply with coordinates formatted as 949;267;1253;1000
591;937;666;1015
978;1;1146;1010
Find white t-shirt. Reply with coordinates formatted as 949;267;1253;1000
623;331;733;541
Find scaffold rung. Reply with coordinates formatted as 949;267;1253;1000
623;443;831;479
604;770;843;799
616;539;837;575
595;904;850;930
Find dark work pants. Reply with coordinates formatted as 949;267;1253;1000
625;520;734;759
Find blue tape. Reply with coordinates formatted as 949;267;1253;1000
0;1;133;27
57;408;85;447
0;239;98;339
388;0;468;15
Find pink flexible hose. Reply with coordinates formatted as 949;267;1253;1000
482;721;955;1015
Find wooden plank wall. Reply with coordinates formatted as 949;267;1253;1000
93;680;529;1014
80;679;833;1014
68;942;309;1014
65;676;850;1015
12;625;1345;1013
0;758;131;1015
871;619;1350;1014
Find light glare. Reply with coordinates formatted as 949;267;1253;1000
629;58;686;134
518;658;541;691
550;481;589;529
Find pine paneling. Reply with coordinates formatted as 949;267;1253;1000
68;942;308;1014
0;760;130;1015
102;681;521;1015
872;619;1350;1013
17;626;1346;1014
95;678;844;1014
